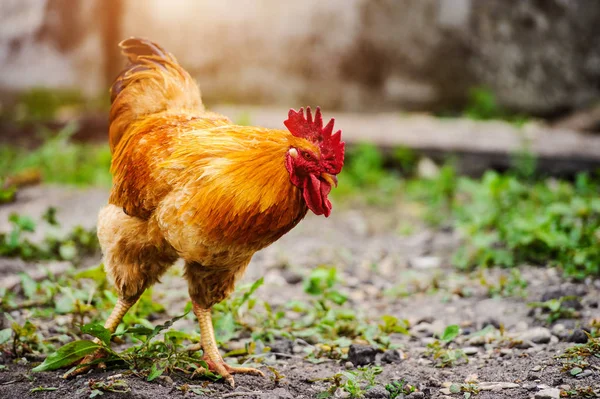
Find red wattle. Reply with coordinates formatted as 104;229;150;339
303;174;332;217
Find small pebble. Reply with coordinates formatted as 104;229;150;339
523;383;537;391
281;269;303;285
345;361;354;369
347;344;378;366
428;377;441;387
551;323;566;336
499;348;513;357
517;327;552;344
381;349;402;364
567;329;588;344
364;386;390;398
576;369;593;379
516;340;535;349
463;347;479;356
534;388;560;399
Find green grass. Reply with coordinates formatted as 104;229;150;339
446;171;600;279
0;125;112;187
558;333;600;377
2;87;109;124
338;144;600;279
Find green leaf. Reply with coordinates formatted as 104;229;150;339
42;207;59;226
440;325;460;343
147;312;189;342
239;278;264;308
59;242;77;260
570;367;583;376
0;328;12;345
32;340;100;372
449;384;461;394
10;213;36;232
19;273;38;299
30;386;58;393
147;363;164;381
214;313;236;344
118;324;154;337
54;295;75;314
81;323;111;346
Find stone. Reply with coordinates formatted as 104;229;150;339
462;347;479;356
551;324;566;336
534;388;560;399
269;339;294;357
265;388;294;399
281;269;303;285
347;344;379;366
516;327;552;344
516;340;535;349
408;256;441;270
364;386;390;398
576;369;593;379
381;349;402;364
523;383;537;391
481;318;501;330
478;382;519;391
567;329;588;344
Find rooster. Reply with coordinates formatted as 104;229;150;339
64;38;344;386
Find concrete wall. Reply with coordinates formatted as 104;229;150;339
0;0;599;115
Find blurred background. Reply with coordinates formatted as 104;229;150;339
1;2;600;396
1;0;600;114
1;0;600;175
0;0;600;114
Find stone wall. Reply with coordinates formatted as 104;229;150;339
0;0;598;115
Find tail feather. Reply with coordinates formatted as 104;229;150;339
109;37;204;152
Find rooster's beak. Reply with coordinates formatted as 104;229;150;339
321;173;338;188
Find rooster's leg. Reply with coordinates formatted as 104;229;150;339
63;296;139;379
193;302;264;387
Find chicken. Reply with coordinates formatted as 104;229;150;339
64;38;344;386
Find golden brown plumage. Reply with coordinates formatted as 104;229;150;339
65;37;344;385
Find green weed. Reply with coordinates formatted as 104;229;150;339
479;269;528;298
425;325;468;368
334;143;401;204
528;296;580;324
448;171;600;279
557;332;600;376
0;209;99;263
316;365;383;398
385;379;416;398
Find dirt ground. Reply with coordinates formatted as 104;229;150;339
1;186;599;399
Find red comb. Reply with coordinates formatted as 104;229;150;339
284;107;345;174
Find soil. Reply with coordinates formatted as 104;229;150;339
1;186;599;399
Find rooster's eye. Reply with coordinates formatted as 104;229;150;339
302;151;312;160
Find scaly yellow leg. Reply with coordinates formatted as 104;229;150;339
193;302;264;387
63;296;139;379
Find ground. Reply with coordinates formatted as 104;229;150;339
0;186;599;399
